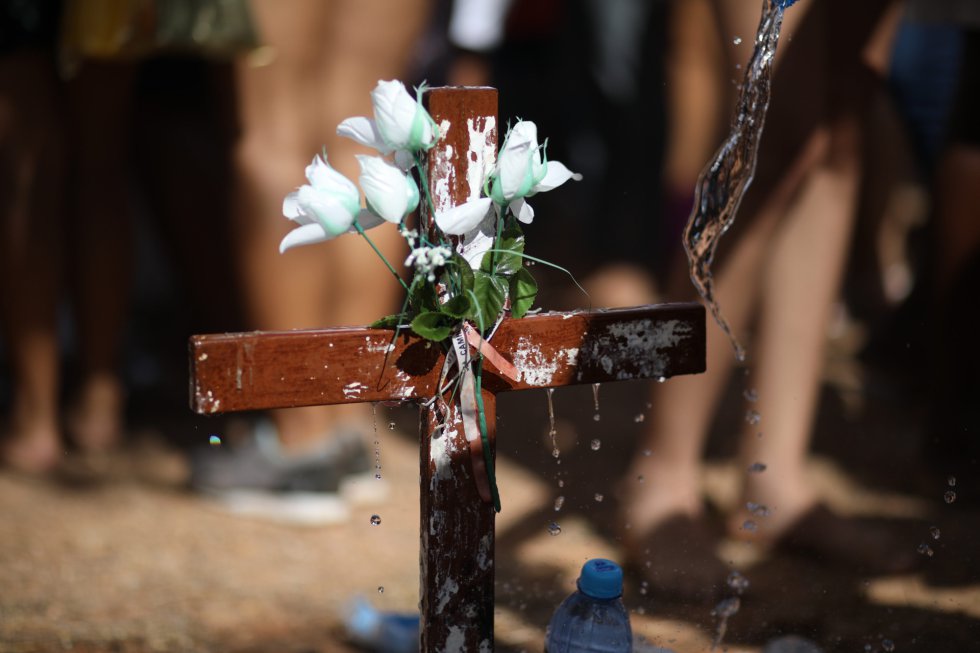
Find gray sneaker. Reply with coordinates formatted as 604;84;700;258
189;420;371;493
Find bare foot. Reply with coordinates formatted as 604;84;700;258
727;470;818;544
1;422;62;473
618;457;703;538
67;373;123;452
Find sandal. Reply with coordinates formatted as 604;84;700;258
772;504;919;574
623;514;731;603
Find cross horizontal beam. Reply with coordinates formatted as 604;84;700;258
189;303;705;415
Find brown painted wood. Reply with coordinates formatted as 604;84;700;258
187;86;706;652
188;304;705;415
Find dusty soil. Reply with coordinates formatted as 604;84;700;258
2;381;979;653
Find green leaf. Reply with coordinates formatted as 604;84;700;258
472;271;507;328
370;314;407;329
509;267;538;319
480;225;525;277
441;293;472;319
410;311;455;341
409;276;439;313
451;253;475;295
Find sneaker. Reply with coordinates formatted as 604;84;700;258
190;421;384;525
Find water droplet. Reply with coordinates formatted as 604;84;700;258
864;645;873;653
944;490;957;504
554;496;565;511
656;376;666;383
713;597;741;618
208;435;222;446
592;383;601;411
917;543;934;557
748;462;767;473
388;421;396;431
377;586;384;594
547;522;562;536
733;36;743;45
370;514;381;526
375;473;382;480
642;449;652;457
590;439;601;451
746;501;771;517
637;475;645;484
745;409;761;425
634;413;646;423
930;526;941;540
727;571;750;594
742;519;758;532
948;475;957;487
558;479;565;488
743;388;758;402
552;447;560;459
639;581;649;596
882;639;895;652
594;493;604;502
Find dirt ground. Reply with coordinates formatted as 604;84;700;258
2;375;979;653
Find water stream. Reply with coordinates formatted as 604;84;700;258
683;0;793;362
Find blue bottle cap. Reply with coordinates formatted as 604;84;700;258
576;558;624;599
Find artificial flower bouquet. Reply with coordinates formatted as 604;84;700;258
280;80;581;509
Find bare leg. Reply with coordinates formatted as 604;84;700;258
0;52;65;472
622;126;826;536
734;119;861;539
235;0;429;451
63;62;136;452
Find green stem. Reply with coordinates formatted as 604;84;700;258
413;153;445;247
353;220;409;292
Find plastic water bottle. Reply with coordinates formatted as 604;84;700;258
545;558;633;652
344;596;419;653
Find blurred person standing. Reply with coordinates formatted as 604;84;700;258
0;0;66;472
618;0;920;601
189;0;434;520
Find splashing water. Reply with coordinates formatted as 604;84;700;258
683;0;791;361
711;596;742;651
545;388;559;459
727;570;750;594
372;404;382;480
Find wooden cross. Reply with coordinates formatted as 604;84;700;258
188;87;705;652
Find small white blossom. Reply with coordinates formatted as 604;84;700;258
405;245;453;282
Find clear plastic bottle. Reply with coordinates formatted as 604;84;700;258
545;558;633;653
344;596;419;653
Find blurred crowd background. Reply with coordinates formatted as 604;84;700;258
1;0;979;646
